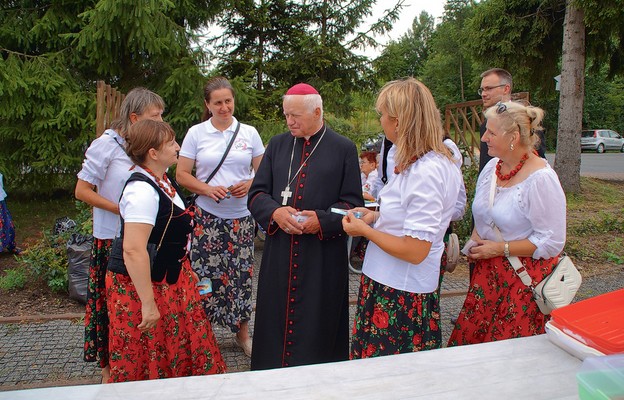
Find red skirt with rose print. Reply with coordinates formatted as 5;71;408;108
105;259;227;383
447;255;557;347
350;274;441;359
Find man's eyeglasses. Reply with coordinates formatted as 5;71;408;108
477;84;506;95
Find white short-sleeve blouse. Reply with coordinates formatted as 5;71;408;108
473;158;566;259
179;117;264;219
120;168;185;225
77;129;134;239
362;151;464;293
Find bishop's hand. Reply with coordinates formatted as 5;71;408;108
272;206;304;235
299;210;320;234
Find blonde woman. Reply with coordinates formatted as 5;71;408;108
342;78;465;358
448;101;565;346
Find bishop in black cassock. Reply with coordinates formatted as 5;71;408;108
248;83;363;370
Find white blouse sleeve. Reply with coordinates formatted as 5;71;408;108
251;128;265;158
520;168;567;259
77;136;115;185
452;179;467;221
119;181;159;225
401;161;446;243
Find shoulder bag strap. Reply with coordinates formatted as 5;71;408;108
188;122;240;205
204;121;241;185
488;168;534;287
381;137;393;184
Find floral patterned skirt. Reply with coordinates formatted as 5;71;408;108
105;259;227;383
0;200;16;253
191;207;254;333
447;255;557;347
84;238;112;367
350;274;441;359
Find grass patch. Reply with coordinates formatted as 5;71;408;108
9;195;79;246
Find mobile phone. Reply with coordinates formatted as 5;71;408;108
331;208;362;218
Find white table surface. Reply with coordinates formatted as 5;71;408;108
0;335;581;400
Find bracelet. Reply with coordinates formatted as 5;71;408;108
504;241;510;257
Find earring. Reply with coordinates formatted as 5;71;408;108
510;143;515;151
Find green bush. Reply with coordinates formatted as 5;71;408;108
15;201;93;293
17;230;70;293
0;267;28;291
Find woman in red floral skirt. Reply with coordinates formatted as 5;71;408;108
105;120;226;382
448;101;566;346
342;78;465;358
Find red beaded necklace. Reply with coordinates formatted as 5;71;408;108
142;166;176;198
496;153;529;181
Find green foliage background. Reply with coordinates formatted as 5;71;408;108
2;0;624;197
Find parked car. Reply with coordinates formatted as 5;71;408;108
581;129;624;153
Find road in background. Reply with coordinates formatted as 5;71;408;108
546;152;624;176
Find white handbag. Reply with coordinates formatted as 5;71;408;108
531;255;582;314
487;169;582;315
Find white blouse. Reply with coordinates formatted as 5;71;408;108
473;158;566;259
362;151;464;293
179;117;264;219
120;167;185;225
444;138;467;221
77;129;133;239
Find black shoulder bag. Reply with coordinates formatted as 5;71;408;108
187;122;241;206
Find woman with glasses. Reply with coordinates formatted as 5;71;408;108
448;101;566;346
359;151;379;202
342;78;464;358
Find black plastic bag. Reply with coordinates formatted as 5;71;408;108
67;233;93;304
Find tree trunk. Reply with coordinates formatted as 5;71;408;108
554;0;585;194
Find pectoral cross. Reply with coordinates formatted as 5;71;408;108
281;186;292;205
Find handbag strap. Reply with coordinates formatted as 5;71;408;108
381;137;393;184
156;200;174;251
203;121;241;185
488;168;534;288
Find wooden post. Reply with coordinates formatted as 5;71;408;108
95;81;126;137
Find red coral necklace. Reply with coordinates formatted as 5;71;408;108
495;152;530;181
142;166;176;198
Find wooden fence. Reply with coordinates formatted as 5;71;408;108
443;92;529;166
95;81;126;137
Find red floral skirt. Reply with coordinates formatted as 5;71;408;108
350;274;441;359
448;255;557;347
105;259;227;383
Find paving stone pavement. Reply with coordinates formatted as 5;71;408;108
1;243;622;392
0;246;470;392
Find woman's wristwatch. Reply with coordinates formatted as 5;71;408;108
504;241;510;257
